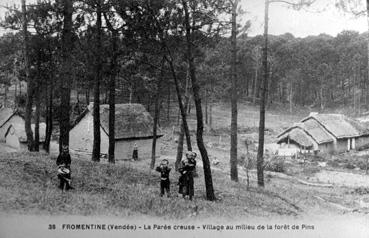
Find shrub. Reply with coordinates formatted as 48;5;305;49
264;158;285;173
344;163;356;170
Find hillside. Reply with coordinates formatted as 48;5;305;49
2;146;369;221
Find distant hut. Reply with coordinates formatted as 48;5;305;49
5;123;46;150
0;107;24;142
277;113;369;154
69;103;163;160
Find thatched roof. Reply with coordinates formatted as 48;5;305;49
302;114;369;139
74;103;162;140
278;113;369;147
277;127;314;148
0;107;15;128
278;120;333;144
5;123;46;142
302;119;334;143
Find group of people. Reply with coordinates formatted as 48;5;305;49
55;145;197;200
155;151;197;200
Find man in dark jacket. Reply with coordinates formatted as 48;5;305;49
56;145;73;190
156;159;171;197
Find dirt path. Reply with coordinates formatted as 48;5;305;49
309;170;369;187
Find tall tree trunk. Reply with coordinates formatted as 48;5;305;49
34;52;42;152
86;87;90;105
320;82;324;110
257;0;269;188
58;0;73;153
183;0;215;201
43;83;53;153
253;65;258;104
289;80;293;114
167;83;170;121
4;83;7;108
205;89;208;124
166;57;192;151
151;57;165;169
175;68;191;170
92;0;102;162
22;0;34;151
365;0;369;109
108;30;118;164
230;0;239;182
34;83;40;151
209;102;213;129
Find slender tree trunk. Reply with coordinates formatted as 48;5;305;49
4;83;7;108
253;65;258;104
365;0;369;109
108;30;118;164
209;102;213;128
289;81;293;114
167;83;170;122
166;57;192;151
86;87;90;105
320;82;324;110
58;0;73;153
205;89;208;124
183;0;215;201
257;0;269;187
92;0;102;162
14;80;17;105
34;83;40;152
151;57;165;169
175;68;191;170
230;0;239;182
22;0;34;151
34;52;42;152
44;83;53;153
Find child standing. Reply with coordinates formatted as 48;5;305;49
56;145;74;191
156;159;171;197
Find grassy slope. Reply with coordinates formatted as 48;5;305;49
0;151;319;221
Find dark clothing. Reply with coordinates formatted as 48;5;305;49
132;149;138;160
156;166;171;196
178;158;196;199
160;180;170;196
58;172;72;190
56;153;71;168
156;166;171;180
56;152;72;190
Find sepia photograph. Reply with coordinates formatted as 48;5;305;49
0;0;369;237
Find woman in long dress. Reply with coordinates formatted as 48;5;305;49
178;151;197;200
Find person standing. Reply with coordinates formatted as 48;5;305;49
156;159;171;197
56;145;73;190
178;151;197;200
132;143;138;161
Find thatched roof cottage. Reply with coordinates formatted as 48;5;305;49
0;107;24;142
277;113;369;154
5;123;46;150
69;103;163;160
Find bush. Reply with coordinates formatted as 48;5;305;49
238;154;256;170
265;158;286;173
344;163;356;170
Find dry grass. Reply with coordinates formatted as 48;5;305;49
0;151;308;220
